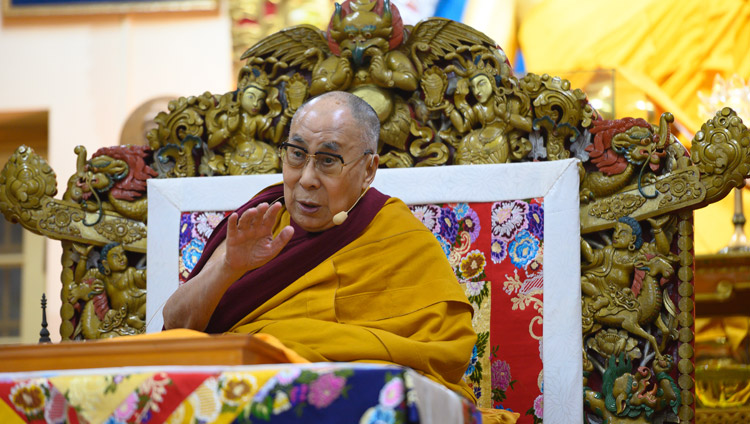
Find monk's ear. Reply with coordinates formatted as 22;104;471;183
362;154;379;189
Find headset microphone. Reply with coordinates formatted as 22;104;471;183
332;187;369;225
332;211;349;225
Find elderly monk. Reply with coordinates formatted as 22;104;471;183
162;91;477;401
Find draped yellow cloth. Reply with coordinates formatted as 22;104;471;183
518;0;750;139
228;197;480;402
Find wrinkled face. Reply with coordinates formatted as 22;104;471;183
283;98;378;232
470;74;493;104
107;246;128;272
241;86;266;115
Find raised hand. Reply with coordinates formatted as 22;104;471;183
223;202;294;276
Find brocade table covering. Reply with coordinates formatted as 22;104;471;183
0;363;480;423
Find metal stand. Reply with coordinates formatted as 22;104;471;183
719;187;750;253
39;293;51;343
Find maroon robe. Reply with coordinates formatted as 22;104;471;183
186;184;390;333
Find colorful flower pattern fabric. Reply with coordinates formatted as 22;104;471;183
410;200;545;423
0;365;477;423
179;211;230;283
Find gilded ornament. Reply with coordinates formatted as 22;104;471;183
584;353;680;422
93;218;147;244
588;194;646;221
691;107;750;205
581;215;677;360
378;151;413;168
67;145;157;223
235;0;516;163
408;120;448;167
154;136;202;178
38;202;83;238
0;145;58;230
438;47;532;165
420;66;448;109
580;113;673;203
586;328;642;361
656;167;704;208
147;93;214;149
67;243;147;339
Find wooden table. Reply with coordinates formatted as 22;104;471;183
0;332;292;372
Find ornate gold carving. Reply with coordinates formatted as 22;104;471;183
657;167;705;208
588;194;646;220
94;218;147;244
39;201;84;237
0;145;147;251
676;212;696;422
150;0;558;170
379;150;413;168
581;215;678;360
435;47;531;164
581;167;706;234
0;145;58;230
580;112;674;203
67;145;156;223
66;243;147;339
697;408;750;424
584;353;681;423
147;93;214;149
154;136;201;178
60;241;77;340
521;73;594;161
692;107;750;205
581;213;685;423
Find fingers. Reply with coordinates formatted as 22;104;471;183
237;204;264;229
230;202;283;239
226;212;240;239
262;201;283;225
268;225;295;256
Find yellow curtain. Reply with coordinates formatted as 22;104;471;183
518;0;750;254
518;0;750;138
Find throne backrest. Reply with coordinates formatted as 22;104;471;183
147;160;582;421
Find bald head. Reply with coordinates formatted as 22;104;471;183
292;91;380;153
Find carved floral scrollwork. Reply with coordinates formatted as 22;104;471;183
93;218;147;244
147;93;216;149
154;136;202;178
521;73;597;161
588;194;646;220
656;168;704;208
38;201;84;237
0;145;58;230
691;107;750;204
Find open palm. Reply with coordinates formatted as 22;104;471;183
224;202;294;274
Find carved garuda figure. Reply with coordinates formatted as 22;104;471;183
147;0;549;173
2;1;750;422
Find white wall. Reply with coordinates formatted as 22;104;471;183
0;3;233;341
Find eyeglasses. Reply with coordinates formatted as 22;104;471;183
279;142;373;176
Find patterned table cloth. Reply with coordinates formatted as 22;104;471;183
0;363;480;423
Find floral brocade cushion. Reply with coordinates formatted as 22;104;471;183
410;200;544;423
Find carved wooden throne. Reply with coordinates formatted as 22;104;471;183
2;0;750;422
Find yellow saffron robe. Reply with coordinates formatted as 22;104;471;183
228;197;478;402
